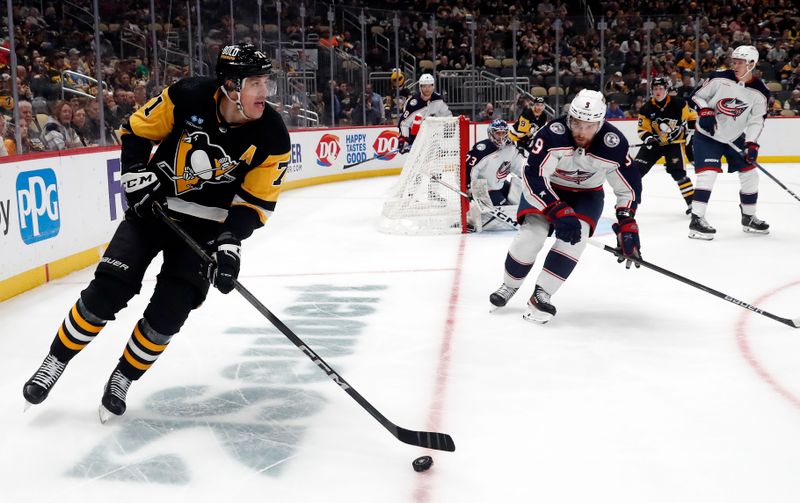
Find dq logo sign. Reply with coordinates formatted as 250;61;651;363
316;134;341;167
16;168;60;244
373;130;400;161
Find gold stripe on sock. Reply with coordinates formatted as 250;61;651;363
58;325;87;351
133;324;168;352
123;347;152;370
71;304;104;334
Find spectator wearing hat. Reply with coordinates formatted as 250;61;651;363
605;71;629;95
605;100;625;119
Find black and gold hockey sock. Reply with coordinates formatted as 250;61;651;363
118;318;173;380
677;176;695;206
49;299;107;362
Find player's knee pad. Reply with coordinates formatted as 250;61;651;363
738;168;759;194
695;170;718;192
142;275;209;336
80;272;140;321
509;215;549;262
507;177;523;206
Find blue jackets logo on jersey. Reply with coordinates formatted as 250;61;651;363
716;97;748;118
16;168;60;244
554;168;593;184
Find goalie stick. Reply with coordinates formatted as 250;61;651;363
726;141;800;203
588;240;800;328
155;205;456;452
432;177;519;230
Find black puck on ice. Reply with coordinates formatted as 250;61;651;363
412;455;433;472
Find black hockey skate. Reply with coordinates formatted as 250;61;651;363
99;366;132;424
523;286;557;324
489;284;519;311
688;214;716;240
23;354;67;408
740;205;769;234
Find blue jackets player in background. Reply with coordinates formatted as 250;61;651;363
397;73;451;152
489;90;642;324
688;44;770;240
22;44;291;422
465;119;526;232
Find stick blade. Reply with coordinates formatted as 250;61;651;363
793;318;800;329
396;427;456;452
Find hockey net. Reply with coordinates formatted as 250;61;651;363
379;116;470;235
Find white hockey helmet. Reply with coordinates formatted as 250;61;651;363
731;45;759;66
419;73;435;87
568;89;607;123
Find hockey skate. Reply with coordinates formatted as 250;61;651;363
522;286;556;324
99;366;132;424
489;284;518;311
688;214;716;240
23;354;67;409
740;205;769;234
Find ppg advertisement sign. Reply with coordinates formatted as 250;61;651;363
16;168;60;244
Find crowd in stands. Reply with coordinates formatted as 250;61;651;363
0;0;799;156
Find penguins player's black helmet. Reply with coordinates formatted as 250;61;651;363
216;44;272;91
651;76;669;89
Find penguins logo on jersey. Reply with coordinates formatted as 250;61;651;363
654;118;680;140
716;97;748;118
554;167;593;184
157;131;241;194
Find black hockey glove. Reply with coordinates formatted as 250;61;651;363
542;201;581;245
612;208;641;269
744;141;759;164
398;136;410;154
698;108;716;136
120;163;165;218
643;134;660;149
206;231;241;294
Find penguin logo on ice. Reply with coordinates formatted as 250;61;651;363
157;131;240;194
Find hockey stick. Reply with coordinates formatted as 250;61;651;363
588;240;800;328
343;149;402;170
432;177;519;230
629;139;686;148
726;142;800;203
155;206;456;451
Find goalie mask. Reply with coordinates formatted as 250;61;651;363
487;119;510;147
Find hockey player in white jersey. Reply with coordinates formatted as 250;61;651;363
397;73;451;151
489;90;642;324
465;119;526;231
688;45;770;240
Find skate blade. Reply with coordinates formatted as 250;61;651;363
98;405;118;424
742;226;769;235
688;230;714;240
522;310;553;324
23;400;32;413
489;303;505;313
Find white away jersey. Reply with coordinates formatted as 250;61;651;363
690;70;769;143
465;139;525;192
521;118;638;212
398;91;452;137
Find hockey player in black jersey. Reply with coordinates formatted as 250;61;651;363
509;96;549;150
22;44;291;422
634;76;698;214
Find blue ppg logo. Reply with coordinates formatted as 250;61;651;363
16;168;60;244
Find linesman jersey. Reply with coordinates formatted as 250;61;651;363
690;69;769;143
398;91;451;139
637;95;697;144
465;139;525;192
509;107;548;147
521;117;638;213
120;77;291;239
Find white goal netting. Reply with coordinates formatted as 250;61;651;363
379;116;469;235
